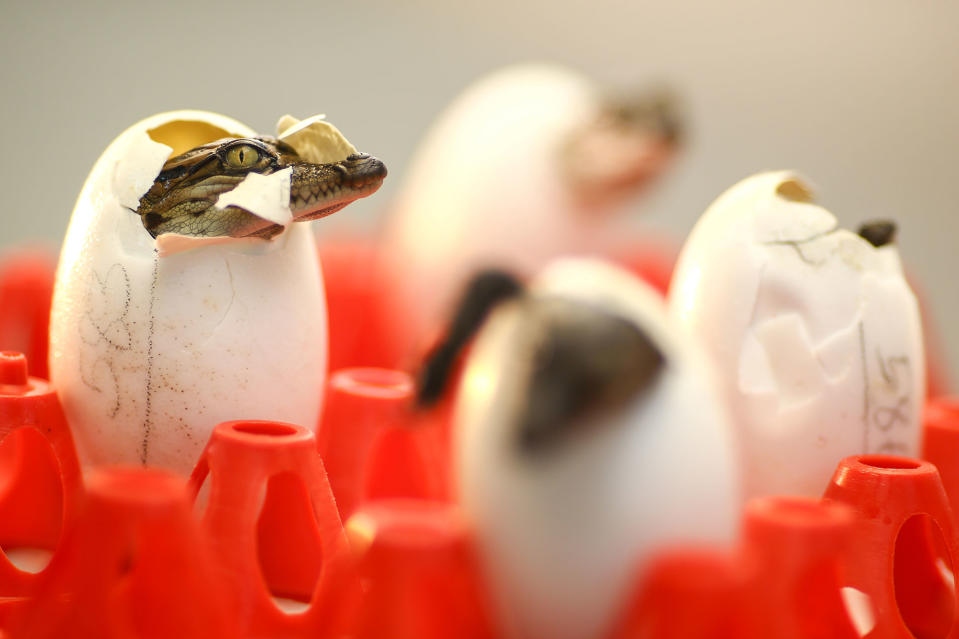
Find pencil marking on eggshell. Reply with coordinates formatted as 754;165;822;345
870;345;912;451
141;253;159;465
77;354;121;419
79;264;133;351
874;396;910;432
875;346;909;390
857;327;915;454
77;263;134;419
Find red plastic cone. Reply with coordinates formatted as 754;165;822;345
320;238;403;372
334;499;496;639
823;455;959;639
188;420;348;638
318;368;451;516
0;351;81;596
922;398;959;514
607;547;747;639
740;496;859;639
8;467;236;639
317;368;415;519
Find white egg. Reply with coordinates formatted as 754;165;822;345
49;110;355;473
381;63;675;356
454;258;740;639
669;171;925;498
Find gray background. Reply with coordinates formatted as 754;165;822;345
2;0;957;382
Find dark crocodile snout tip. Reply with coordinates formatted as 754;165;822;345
858;220;897;247
344;153;387;179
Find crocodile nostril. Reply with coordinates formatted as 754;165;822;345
363;158;388;179
340;155;387;183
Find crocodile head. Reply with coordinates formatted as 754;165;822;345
135;136;386;239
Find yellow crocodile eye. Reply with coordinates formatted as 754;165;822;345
225;144;261;169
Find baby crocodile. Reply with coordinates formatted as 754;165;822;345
136;136;386;239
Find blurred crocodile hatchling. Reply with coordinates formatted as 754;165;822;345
135;136;387;239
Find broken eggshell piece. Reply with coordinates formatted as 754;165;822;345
668;171;925;499
454;258;740;639
276;113;358;164
49;110;339;473
214;168;293;226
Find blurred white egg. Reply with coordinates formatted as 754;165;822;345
380;64;678;356
669;171;925;498
454;258;740;639
49;111;351;473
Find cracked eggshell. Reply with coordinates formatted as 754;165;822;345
455;258;740;639
669;171;925;499
214;168;293;227
276;114;357;164
49;110;327;473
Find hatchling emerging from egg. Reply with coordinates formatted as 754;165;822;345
135;135;386;239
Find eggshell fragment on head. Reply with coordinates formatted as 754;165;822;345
276;113;358;164
215;167;293;226
668;171;925;499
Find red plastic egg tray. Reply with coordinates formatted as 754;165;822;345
0;240;957;638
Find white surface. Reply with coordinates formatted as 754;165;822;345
455;257;740;639
48;111;328;473
669;171;925;498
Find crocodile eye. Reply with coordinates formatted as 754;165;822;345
224;144;261;169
